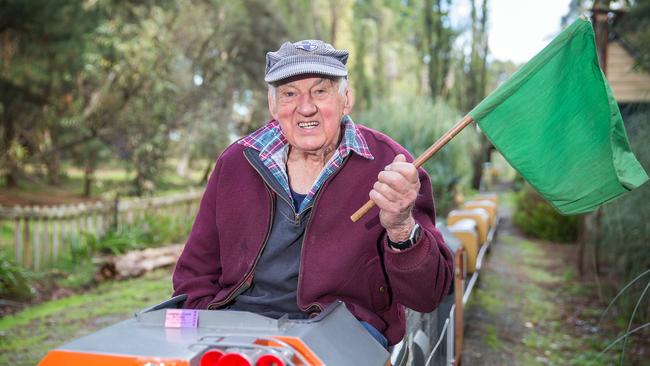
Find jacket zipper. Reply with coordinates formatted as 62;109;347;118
297;155;352;314
207;155;276;310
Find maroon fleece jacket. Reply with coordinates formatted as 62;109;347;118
172;124;454;345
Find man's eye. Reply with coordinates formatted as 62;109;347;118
314;89;327;95
283;92;296;97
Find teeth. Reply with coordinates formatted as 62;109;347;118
298;121;319;128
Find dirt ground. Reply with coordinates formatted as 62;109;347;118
460;205;648;365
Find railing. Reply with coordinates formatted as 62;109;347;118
0;190;202;270
391;201;499;365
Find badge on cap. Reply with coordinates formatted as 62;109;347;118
295;40;319;52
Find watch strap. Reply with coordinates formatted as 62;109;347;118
387;223;420;250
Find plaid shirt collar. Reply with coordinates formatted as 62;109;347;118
238;115;373;212
239;115;374;161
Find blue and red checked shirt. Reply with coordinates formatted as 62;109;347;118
238;115;374;213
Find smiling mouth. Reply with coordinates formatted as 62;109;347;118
298;121;319;129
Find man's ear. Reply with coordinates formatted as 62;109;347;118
268;89;279;120
343;87;354;115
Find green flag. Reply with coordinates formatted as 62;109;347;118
469;18;648;215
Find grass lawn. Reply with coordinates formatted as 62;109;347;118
462;231;641;365
0;268;174;366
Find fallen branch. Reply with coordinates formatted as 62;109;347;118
95;244;184;281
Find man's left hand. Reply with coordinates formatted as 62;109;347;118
369;154;420;242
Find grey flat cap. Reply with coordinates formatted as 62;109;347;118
265;40;349;83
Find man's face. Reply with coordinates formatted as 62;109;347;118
269;76;353;156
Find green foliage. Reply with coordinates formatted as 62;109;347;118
513;184;579;242
1;0;496;200
358;97;478;214
143;213;194;245
599;107;650;325
599;107;650;277
483;324;502;350
55;213;192;289
512;172;526;192
55;260;97;290
75;214;192;259
0;252;32;301
85;228;150;256
1;0;291;193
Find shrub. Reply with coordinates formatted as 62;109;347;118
513;184;578;242
600;106;650;278
56;260;99;289
0;252;32;301
68;212;192;258
91;226;151;255
55;212;193;289
142;213;193;245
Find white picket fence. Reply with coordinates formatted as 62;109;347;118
0;190;202;270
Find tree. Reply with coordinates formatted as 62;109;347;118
423;0;455;101
466;0;492;190
1;0;296;195
0;0;103;186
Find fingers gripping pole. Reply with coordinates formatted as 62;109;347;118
350;115;475;222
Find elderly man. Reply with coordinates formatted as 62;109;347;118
172;40;453;348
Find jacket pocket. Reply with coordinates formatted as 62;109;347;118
366;257;390;313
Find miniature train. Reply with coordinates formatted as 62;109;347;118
38;193;499;366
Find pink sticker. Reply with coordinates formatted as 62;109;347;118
165;309;198;328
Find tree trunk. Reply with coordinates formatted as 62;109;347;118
175;151;191;178
42;129;62;186
593;207;602;274
373;13;386;99
467;0;489;110
95;244;184;281
45;152;61;186
591;0;610;73
467;0;479;110
2;110;18;187
201;158;215;185
576;214;586;275
439;29;452;97
479;0;489;98
471;134;491;190
424;0;437;100
433;0;448;97
352;19;372;110
83;149;98;197
578;0;611;277
469;0;491;190
83;166;94;197
329;0;339;46
133;167;144;197
310;1;323;40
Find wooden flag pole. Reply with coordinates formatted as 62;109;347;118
350;115;475;222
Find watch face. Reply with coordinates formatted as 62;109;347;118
409;224;421;242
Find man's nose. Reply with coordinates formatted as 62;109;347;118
297;95;317;116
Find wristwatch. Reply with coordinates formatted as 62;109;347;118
387;223;421;250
